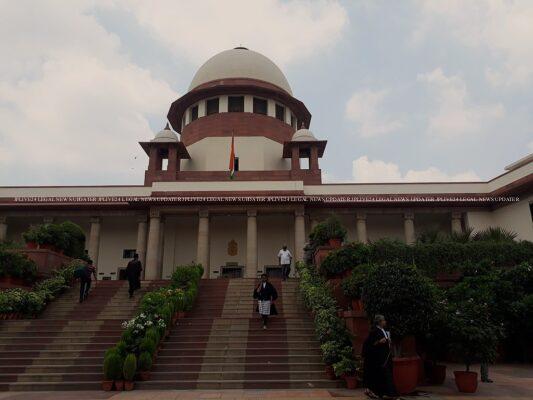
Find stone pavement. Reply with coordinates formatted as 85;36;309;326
0;364;530;399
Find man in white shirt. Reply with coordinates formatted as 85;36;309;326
277;245;292;281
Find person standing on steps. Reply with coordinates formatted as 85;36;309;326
77;260;96;303
126;253;143;298
253;273;278;329
277;245;292;281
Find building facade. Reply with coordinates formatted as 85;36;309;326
1;48;532;280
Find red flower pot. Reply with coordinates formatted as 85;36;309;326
393;356;420;395
325;365;336;380
101;380;113;391
26;241;38;249
343;375;358;389
138;371;151;381
351;299;363;312
114;380;124;391
39;243;53;250
429;364;447;385
328;238;342;248
124;381;134;391
454;371;478;393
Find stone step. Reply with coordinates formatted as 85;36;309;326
157;348;321;356
153;362;324;372
147;370;328;381
136;379;341;390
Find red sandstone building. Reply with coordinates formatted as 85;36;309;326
0;48;532;280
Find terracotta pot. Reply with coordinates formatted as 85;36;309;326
393;356;420;395
401;335;417;356
328;238;342;248
139;371;151;381
325;365;336;380
39;243;53;250
428;364;447;385
351;299;363;312
26;241;38;249
343;375;358;389
454;371;478;393
114;380;124;391
177;311;186;318
124;381;134;391
101;380;113;391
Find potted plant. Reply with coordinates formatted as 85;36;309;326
363;262;440;395
123;353;136;391
341;263;371;311
309;216;347;249
102;351;123;391
22;226;39;249
320;341;352;380
447;298;500;393
137;351;153;381
333;356;360;389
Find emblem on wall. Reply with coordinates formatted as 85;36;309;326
227;239;238;256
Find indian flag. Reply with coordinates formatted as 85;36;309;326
229;133;235;179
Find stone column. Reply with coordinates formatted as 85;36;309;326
196;210;210;278
309;146;319;171
145;211;161;280
135;216;148;279
404;211;415;245
157;218;165;279
451;211;463;234
356;212;368;244
88;217;101;267
291;146;300;170
294;209;306;266
246;210;258;278
0;216;7;242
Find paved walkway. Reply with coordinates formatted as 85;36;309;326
0;364;530;400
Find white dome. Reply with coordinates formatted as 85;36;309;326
152;128;179;143
292;128;317;141
189;48;292;95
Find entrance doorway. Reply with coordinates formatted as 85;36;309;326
221;262;243;278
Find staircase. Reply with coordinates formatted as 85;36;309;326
139;278;339;389
0;280;165;391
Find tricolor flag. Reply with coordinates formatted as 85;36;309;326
229;133;235;179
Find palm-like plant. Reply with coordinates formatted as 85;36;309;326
472;227;517;242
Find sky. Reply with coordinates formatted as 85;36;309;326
0;0;532;186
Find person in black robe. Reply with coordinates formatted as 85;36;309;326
126;253;142;298
252;273;278;329
362;314;397;399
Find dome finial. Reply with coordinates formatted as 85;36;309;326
300;121;306;129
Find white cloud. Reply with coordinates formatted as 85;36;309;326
417;68;504;139
345;89;403;137
352;156;479;183
0;1;176;185
414;0;533;87
111;0;348;66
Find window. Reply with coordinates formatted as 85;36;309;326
290;114;296;128
275;104;285;121
234;157;239;171
123;249;136;259
228;96;244;112
190;105;198;121
206;98;219;115
253;98;267;115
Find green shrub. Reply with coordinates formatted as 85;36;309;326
320;341;352;365
58;221;86;258
333;356;360;377
319;243;370;277
145;327;160;345
341;264;371;300
103;352;123;381
309;216;347;246
139;337;156;356
0;250;37;281
137;351;152;372
122;353;137;381
363;262;440;353
171;264;203;288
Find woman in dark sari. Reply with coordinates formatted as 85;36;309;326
362;314;397;399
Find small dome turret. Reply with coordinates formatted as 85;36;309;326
152;126;179;143
292;128;317;141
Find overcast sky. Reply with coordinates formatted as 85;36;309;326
1;0;532;186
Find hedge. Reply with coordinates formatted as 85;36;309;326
103;263;203;382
